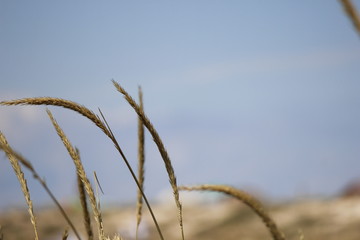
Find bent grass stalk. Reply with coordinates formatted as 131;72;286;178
46;109;105;240
0;96;164;240
0;97;111;138
113;80;185;240
0;132;39;240
179;184;286;240
0;133;81;240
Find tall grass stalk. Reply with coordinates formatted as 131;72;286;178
136;86;145;240
0;132;39;240
76;150;94;240
0;133;81;240
46;109;105;240
113;80;185;240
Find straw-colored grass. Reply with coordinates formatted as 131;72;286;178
0;97;164;240
339;0;360;36
0;97;111;138
76;149;94;240
0;133;81;239
0;132;39;240
0;82;291;240
136;86;145;240
1;2;358;239
62;228;69;240
0;82;292;240
46;109;105;240
77;173;94;240
112;80;185;240
104;235;123;240
179;184;286;240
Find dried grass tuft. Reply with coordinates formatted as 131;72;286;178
179;184;286;240
0;132;39;240
113;80;185;240
46;109;104;239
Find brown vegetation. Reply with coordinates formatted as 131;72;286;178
0;81;286;239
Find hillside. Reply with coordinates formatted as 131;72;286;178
1;196;360;240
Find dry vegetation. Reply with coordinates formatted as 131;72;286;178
1;1;360;239
0;81;287;240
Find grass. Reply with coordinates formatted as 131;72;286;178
136;86;145;240
0;132;39;240
0;81;287;240
179;185;285;240
1;2;359;239
46;109;104;239
1;1;360;239
340;0;360;36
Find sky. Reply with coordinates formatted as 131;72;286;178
1;1;360;210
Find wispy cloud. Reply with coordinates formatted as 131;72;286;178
180;47;360;85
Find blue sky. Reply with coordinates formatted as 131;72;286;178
1;1;360;209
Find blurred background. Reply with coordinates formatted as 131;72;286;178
1;1;360;212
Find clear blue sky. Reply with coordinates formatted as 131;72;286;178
1;1;360;209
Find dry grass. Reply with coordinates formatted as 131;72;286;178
1;2;358;239
136;86;145;240
0;97;112;139
113;80;185;240
179;184;286;240
62;228;69;240
0;82;290;240
46;109;105;239
0;96;164;240
77;170;94;240
339;0;360;36
0;133;81;239
0;132;39;240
